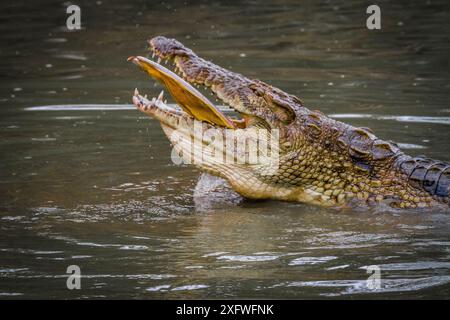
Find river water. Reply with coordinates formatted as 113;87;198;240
1;0;450;299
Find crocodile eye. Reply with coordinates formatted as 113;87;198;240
269;99;296;124
249;82;296;124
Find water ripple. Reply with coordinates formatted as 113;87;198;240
289;256;338;266
171;284;209;291
288;276;450;296
217;255;280;262
361;261;450;271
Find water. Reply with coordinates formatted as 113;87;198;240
1;0;450;299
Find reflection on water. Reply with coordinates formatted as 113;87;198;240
0;0;450;298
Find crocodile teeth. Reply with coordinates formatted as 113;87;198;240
134;88;139;96
157;90;164;101
157;57;161;64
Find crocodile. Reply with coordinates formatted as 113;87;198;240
128;36;449;209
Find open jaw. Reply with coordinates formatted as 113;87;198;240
128;50;247;130
128;36;300;135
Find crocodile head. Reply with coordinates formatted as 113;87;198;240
129;36;449;209
129;36;302;203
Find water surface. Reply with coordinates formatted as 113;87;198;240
1;0;450;299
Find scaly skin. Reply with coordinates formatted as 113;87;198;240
130;36;450;209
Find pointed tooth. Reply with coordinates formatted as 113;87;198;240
144;94;147;99
157;57;161;64
152;53;155;59
164;59;168;65
158;90;164;101
134;88;139;96
164;99;167;104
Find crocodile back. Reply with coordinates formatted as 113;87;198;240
396;155;450;202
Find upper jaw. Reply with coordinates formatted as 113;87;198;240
150;38;250;107
148;36;195;60
145;36;258;117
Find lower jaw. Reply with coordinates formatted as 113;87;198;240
132;89;193;126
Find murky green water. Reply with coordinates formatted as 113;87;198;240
1;0;450;299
